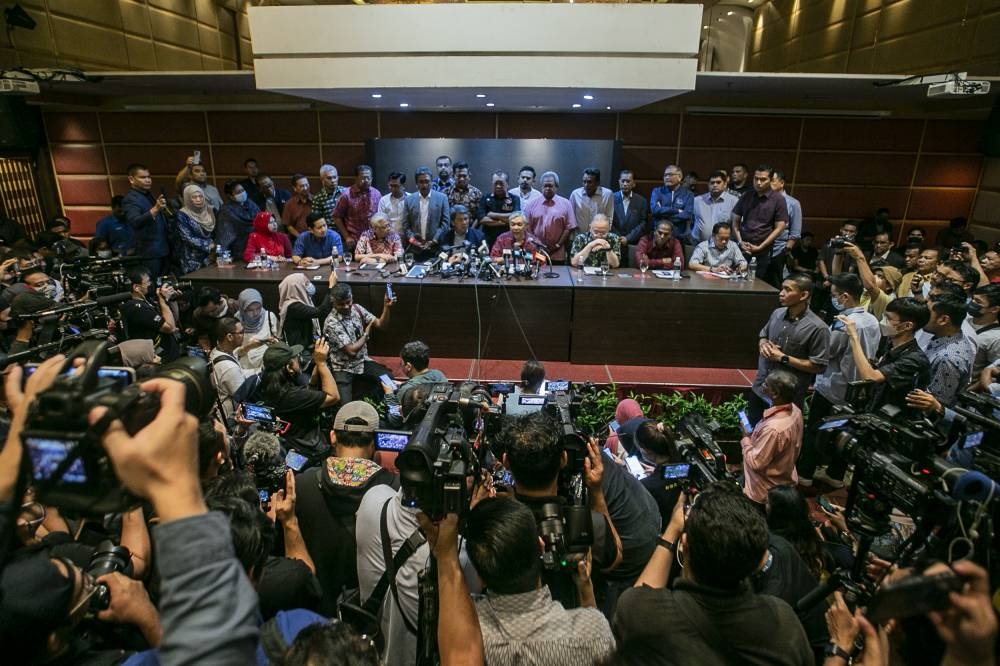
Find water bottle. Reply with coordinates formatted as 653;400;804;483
258;247;267;269
747;256;757;282
672;256;682;281
331;246;341;271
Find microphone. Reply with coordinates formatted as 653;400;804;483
429;251;449;273
952;470;999;503
502;248;513;276
159;187;175;219
479;240;490;256
534;247;558;278
19;292;131;320
531;251;543;278
481;256;502;279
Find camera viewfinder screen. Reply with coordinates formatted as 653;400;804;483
25;438;87;483
661;463;690;480
545;380;570;392
243;404;273;422
518;395;546;406
376;431;410;452
818;418;849;431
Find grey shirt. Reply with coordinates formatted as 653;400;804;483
692;191;739;243
972;321;1000;376
155;512;259;665
754;307;831;404
690;239;747;271
476;586;615;666
814;306;881;404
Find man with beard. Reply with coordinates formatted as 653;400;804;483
636;221;685;270
446;162;483;226
689;222;746;274
432;155;454;192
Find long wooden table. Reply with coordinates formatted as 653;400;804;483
187;264;777;367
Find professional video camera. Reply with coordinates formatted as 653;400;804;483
157;276;192;301
59;256;138;299
672;412;735;494
396;383;497;520
21;339;215;515
950;390;1000;479
14;291;131;338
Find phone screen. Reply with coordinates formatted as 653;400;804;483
662;463;691;481
379;374;395;390
385;282;395;301
242;403;274;422
963;431;984;449
258;489;271;505
738;410;753;434
818;418;849;431
285;450;309;472
25;437;87;484
609;420;620;433
22;365;134;391
624;456;647;479
375;430;410;452
817;495;837;513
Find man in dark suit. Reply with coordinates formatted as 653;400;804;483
612;169;649;267
403;166;450;261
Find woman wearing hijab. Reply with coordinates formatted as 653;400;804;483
605;398;646;459
278;270;336;350
244;212;292;264
215;180;260;261
172;184;216;275
236;287;279;371
117;339;161;368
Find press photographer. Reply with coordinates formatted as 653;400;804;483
120;268;180;362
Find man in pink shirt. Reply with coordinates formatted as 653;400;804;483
523;171;577;262
332;164;381;252
740;368;803;508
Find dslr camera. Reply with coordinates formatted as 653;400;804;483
86;541;134;615
21;340;215;514
830;235;853;251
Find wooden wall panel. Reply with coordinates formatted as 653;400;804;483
43;110;986;246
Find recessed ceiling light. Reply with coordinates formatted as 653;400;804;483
717;17;723;21
572;103;581;108
399;102;409;108
703;24;709;29
583;94;594;100
486;102;495;107
727;10;734;15
606;106;611;110
476;94;486;98
371;93;382;99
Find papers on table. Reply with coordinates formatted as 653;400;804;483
651;270;681;279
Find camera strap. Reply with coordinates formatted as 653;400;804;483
372;498;424;635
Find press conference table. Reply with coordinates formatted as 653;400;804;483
187;264;777;368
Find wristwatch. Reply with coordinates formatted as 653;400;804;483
655;537;676;553
823;642;853;663
780;354;790;365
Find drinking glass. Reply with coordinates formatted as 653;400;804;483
639;257;649;276
600;259;609;279
344;254;353;273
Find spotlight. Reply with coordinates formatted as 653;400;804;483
583;94;594;100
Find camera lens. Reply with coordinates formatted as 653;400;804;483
154;357;214;418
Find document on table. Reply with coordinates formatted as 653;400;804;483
652;270;681;279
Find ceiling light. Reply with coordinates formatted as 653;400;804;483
486;102;494;107
583;94;594;100
476;93;486;98
572;103;581;108
727;10;734;15
399;102;409;108
371;93;382;99
703;25;709;29
606;106;612;110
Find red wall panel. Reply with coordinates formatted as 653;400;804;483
681;115;800;149
800;118;924;152
677;149;797;181
208;111;319;144
794;186;911;220
795;153;916;186
104;145;196;176
380;112;494;139
100;112;208;144
44;112;101;142
319;111;378;143
62;208;106;235
51;144;106;174
58;177;111;206
922;120;984;153
913;154;983;187
497;113;615;139
619;113;680;145
907;189;976;220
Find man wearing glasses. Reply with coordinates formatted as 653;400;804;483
650;165;695;244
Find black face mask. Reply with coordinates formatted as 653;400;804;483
288;368;309;386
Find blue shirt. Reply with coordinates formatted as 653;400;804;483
293;229;344;259
94;214;135;254
771;192;802;257
649;185;695;238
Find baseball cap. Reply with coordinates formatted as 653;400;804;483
875;265;902;292
262;342;303;370
333;401;379;433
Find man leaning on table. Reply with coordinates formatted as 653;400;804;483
689;222;747;275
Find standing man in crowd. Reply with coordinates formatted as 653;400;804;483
175;155;223;211
650;165;695;243
741;369;803;509
924;293;977;408
403;167;450;261
612;169;649;264
525;171;577;264
899;246;941;299
868;231;905;269
122;163;170;277
282;173;313;240
728;162;753;197
94;195;134;256
239;157;260;202
332;164;381;253
324;283;395;404
750;273;830;424
798;273;880;487
478;170;520;249
767;169;802;287
378;171;409;236
253;173;292;221
432;155;454;192
970;284;1000;375
513;165;542;209
446;162;483;224
693;170;738;244
570;167;614;235
120;267;179;362
314;164;346;225
732;165;789;282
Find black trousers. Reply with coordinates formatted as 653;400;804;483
333;359;392;405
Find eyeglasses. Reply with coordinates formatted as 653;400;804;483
18;501;45;533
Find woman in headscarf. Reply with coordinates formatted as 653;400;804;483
117;338;161;367
278;270;336;350
172;184;215;275
236;287;279;371
244;211;292;264
605;398;646;459
215;180;260;261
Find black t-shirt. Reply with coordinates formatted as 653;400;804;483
266;385;331;459
790;245;818;271
282;295;332;350
599;452;660;581
873;338;930;410
119;298;179;361
478;193;521;247
641;464;684;533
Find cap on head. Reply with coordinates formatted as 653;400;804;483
263;342;303;370
333;401;379;433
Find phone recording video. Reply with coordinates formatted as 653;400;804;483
242;403;275;423
375;430;410;452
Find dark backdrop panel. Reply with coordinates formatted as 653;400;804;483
366;138;621;192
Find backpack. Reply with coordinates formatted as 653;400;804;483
209;352;262;413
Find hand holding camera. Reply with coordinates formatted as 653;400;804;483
312;337;330;365
93;377;204;523
95;571;162;646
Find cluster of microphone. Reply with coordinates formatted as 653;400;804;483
423;240;552;281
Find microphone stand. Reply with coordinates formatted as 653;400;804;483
535;247;559;278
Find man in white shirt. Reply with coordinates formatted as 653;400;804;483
378;171;409;236
209;317;258;419
513;165;543;210
767;169;803;286
692;170;738;243
569;167;614;234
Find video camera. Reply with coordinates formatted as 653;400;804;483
949;390;1000;480
672;412;735;493
21;339;215;514
60;256;137;299
396;383;496;520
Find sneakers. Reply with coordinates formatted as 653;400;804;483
814;468;845;489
